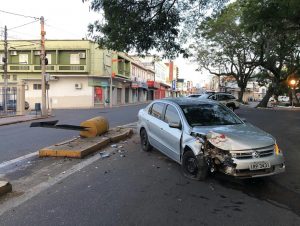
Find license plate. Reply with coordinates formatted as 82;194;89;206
249;162;271;171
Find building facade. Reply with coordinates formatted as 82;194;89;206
0;40;163;109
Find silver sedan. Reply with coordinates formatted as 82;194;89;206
137;98;285;180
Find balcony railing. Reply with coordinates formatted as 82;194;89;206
0;64;87;73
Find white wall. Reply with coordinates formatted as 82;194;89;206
25;77;94;109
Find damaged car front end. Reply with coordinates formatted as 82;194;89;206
186;125;285;179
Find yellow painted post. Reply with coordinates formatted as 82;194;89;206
79;116;109;138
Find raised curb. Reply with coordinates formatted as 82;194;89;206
39;128;133;158
0;181;12;197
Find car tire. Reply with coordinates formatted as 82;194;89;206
227;104;235;112
182;150;208;181
140;128;152;152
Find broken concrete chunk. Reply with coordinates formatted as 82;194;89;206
0;181;12;196
99;151;110;158
111;144;117;148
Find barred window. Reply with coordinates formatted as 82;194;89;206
33;84;42;90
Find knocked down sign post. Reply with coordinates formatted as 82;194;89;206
30;116;133;158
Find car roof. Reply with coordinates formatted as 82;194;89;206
159;97;217;107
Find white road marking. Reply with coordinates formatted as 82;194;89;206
0;151;38;169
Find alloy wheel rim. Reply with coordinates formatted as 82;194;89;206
186;158;198;174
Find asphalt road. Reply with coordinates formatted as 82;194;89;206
0;106;300;225
0;104;148;163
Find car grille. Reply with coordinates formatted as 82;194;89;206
231;146;274;159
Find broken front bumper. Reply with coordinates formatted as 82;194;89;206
223;154;285;178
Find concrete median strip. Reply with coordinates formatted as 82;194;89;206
39;127;133;158
0;181;12;196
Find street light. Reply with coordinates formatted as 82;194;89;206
290;79;296;86
289;79;297;108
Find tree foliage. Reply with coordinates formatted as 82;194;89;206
193;2;258;101
239;0;300;107
83;0;227;57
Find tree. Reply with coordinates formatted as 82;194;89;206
83;0;227;57
193;2;258;102
239;0;300;107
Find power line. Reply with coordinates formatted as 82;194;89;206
45;22;83;37
9;19;40;30
0;9;39;20
4;29;38;38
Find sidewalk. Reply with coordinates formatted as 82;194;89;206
0;114;47;126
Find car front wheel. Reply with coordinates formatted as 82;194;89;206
140;128;152;152
182;150;208;181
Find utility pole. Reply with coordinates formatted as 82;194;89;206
40;16;47;116
110;52;113;108
3;25;8;113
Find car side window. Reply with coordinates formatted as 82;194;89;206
149;103;165;119
164;105;181;125
228;95;236;100
209;94;217;100
218;94;227;101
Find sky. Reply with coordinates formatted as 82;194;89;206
0;0;210;87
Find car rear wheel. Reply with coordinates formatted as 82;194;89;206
227;104;235;112
140;128;152;152
182;150;208;181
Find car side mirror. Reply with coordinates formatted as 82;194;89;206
169;121;182;129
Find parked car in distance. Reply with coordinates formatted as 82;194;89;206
187;94;202;98
278;96;289;102
199;92;240;111
138;98;285;180
0;100;30;111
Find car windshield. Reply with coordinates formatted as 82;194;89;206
180;103;243;126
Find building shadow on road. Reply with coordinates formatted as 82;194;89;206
210;172;300;217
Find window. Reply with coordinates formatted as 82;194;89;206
164;105;181;125
150;102;165;119
13;75;17;81
0;53;4;64
228;95;236;100
19;54;28;64
46;54;52;64
218;94;228;101
70;54;80;64
33;84;42;90
208;94;217;100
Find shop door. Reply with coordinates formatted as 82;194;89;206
125;88;129;103
117;88;122;104
94;87;103;104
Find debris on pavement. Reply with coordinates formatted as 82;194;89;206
120;154;126;158
99;151;110;158
111;144;117;148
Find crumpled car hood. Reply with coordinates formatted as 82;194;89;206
191;123;275;151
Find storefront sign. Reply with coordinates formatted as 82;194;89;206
147;80;160;89
88;78;109;87
140;82;148;89
131;82;139;88
172;80;177;91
